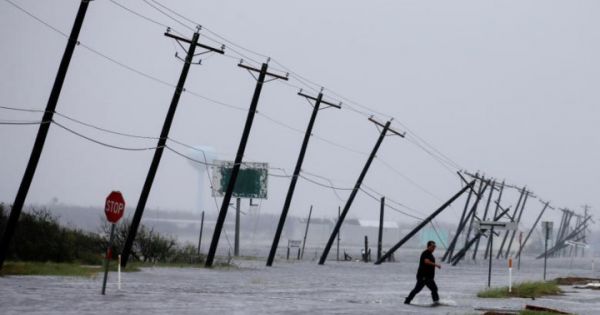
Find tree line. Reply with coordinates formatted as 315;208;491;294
0;203;200;265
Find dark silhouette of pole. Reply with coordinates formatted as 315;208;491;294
300;205;312;260
485;181;504;259
235;197;240;256
376;181;475;265
463;180;490;255
197;211;204;255
488;227;494;287
496;187;525;259
504;191;530;258
319;118;404;265
543;225;549;280
0;0;92;270
121;29;224;267
205;61;288;267
472;180;495;260
337;206;341;261
516;201;550;259
442;175;475;262
378;196;385;261
451;205;511;266
266;90;340;266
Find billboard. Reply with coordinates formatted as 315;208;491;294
211;160;268;199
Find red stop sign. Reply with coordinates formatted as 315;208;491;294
105;191;125;223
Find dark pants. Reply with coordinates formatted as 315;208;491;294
405;276;439;303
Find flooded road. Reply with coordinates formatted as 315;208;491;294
1;254;599;314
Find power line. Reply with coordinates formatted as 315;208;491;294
0;120;49;125
52;120;159;151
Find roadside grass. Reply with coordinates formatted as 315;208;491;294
1;259;236;277
0;261;103;277
477;281;562;298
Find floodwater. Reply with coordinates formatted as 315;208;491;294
1;254;599;314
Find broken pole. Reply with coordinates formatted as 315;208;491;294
266;90;340;266
375;180;475;265
319;118;404;265
205;60;288;267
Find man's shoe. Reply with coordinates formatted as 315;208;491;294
432;300;441;306
404;299;410;305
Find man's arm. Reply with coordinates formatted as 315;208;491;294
424;259;441;269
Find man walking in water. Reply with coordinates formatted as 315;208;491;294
404;240;441;305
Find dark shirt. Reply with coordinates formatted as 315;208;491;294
416;249;435;279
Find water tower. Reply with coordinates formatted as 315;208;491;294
186;145;218;212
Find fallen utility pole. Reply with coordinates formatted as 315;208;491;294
0;0;92;270
266;89;340;266
206;60;288;267
319;117;405;265
442;172;478;262
537;214;592;259
121;28;224;267
484;181;505;259
375;180;475;265
451;205;512;266
496;187;525;259
516;200;550;259
462;179;490;257
472;180;495;260
503;190;531;258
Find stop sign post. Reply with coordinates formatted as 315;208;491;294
102;191;125;295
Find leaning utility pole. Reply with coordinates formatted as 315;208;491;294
377;196;385;261
496;186;525;259
442;172;476;262
205;59;288;267
484;181;504;259
516;200;550;259
472;180;495;260
300;205;313;260
503;190;531;258
266;89;340;266
121;28;224;267
0;0;92;270
318;117;405;265
376;181;476;265
197;211;205;255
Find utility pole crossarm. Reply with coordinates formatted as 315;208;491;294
298;90;342;109
164;31;225;54
238;62;288;81
368;116;405;137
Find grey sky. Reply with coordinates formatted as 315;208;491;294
0;0;598;228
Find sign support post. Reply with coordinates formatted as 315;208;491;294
101;191;125;295
102;224;116;295
475;221;516;288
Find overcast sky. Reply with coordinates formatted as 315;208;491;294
1;0;598;231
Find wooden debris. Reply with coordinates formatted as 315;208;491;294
525;304;573;314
